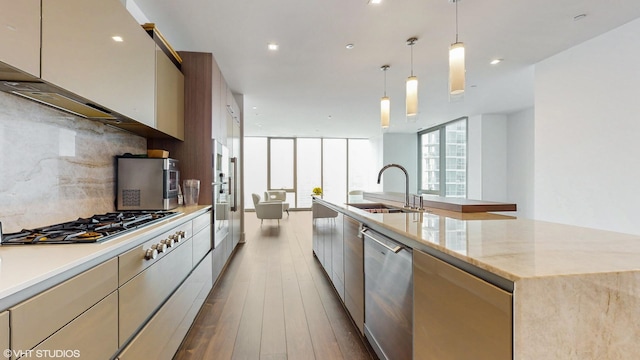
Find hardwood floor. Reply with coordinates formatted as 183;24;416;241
174;211;374;360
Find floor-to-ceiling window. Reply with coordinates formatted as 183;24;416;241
348;139;374;194
244;137;268;208
296;138;322;208
322;139;347;205
419;117;467;198
268;138;296;206
244;137;375;210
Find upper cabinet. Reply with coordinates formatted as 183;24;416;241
41;0;155;127
155;45;185;140
0;0;40;78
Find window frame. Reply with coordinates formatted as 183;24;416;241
417;116;468;197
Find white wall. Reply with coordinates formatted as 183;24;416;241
467;115;482;199
507;107;535;218
381;133;418;193
534;17;640;234
481;114;508;201
467;114;508;202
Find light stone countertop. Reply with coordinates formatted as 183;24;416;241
320;195;640;281
0;205;211;311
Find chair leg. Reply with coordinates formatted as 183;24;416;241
277;219;280;226
286;209;290;216
261;219;263;226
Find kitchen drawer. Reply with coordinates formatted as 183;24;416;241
119;220;192;285
31;292;118;360
118;252;213;360
0;311;8;357
10;258;118;352
192;211;211;234
118;239;193;346
192;224;212;266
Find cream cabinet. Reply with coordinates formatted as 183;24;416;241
119;239;193;346
118;251;213;360
413;249;513;360
0;311;8;357
0;0;40;78
32;292;118;360
41;0;155;126
155;45;185;140
10;259;118;353
192;210;212;266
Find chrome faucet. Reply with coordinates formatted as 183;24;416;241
377;164;410;208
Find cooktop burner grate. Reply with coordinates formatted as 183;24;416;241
1;210;180;245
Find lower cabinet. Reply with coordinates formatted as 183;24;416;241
4;210;216;360
343;215;364;335
118;239;193;345
0;311;8;356
10;258;118;353
311;201;339;279
118;251;213;360
330;211;344;300
32;292;118;360
413;249;513;360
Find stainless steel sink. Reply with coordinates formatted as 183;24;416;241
347;203;415;213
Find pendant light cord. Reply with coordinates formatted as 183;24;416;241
384;68;387;96
410;43;414;76
455;0;459;43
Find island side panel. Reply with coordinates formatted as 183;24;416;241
514;272;640;359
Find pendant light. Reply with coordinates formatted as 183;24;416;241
449;0;465;96
406;37;418;122
380;65;390;129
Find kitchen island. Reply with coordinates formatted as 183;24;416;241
313;196;640;359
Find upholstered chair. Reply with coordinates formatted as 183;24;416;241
252;193;283;225
264;190;290;216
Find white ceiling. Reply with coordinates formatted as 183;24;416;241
132;0;640;138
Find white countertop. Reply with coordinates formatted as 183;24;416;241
317;197;640;282
0;205;211;310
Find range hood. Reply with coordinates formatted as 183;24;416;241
0;62;130;123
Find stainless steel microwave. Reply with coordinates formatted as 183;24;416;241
116;157;179;210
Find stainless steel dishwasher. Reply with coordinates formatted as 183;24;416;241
362;227;413;360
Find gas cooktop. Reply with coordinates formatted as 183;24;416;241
1;210;180;245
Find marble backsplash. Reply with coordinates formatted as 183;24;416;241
0;92;146;233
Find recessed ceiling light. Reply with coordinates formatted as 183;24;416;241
345;43;354;49
268;43;279;51
112;36;124;42
252;106;257;110
490;58;503;65
368;0;382;4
